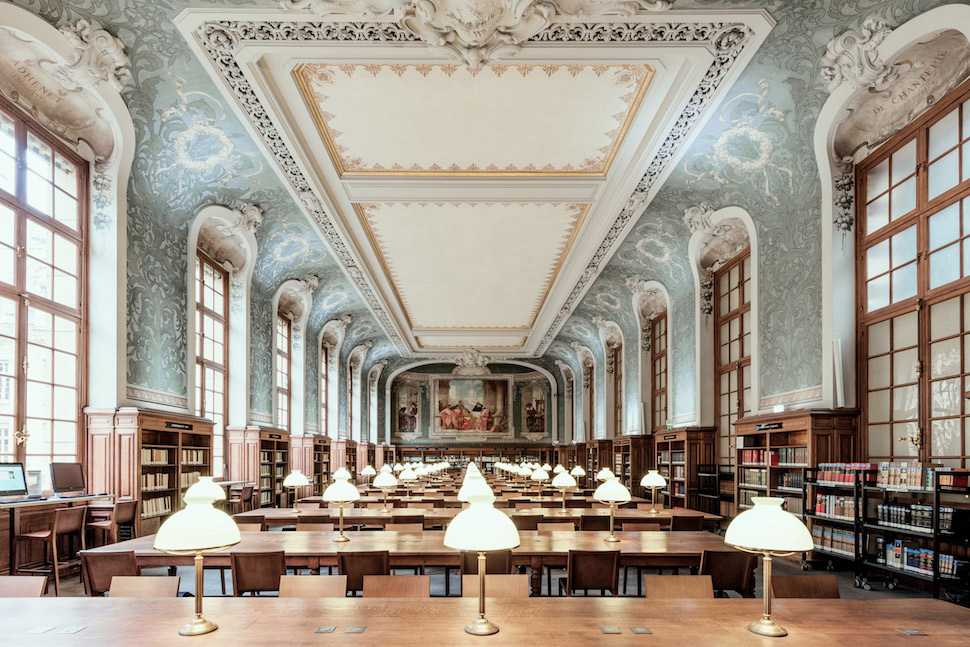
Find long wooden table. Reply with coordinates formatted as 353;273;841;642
301;494;650;508
6;598;969;645
83;530;728;595
234;506;720;530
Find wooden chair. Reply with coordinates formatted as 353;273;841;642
537;522;575;532
0;575;47;597
295;523;334;532
514;502;536;510
384;523;422;533
297;514;334;524
699;550;757;598
643;575;714;599
81;551;139;597
623;522;662;532
338;550;390;595
362;575;431;598
771;575;840;598
279;575;347;598
461;574;530;598
669;516;704;531
460;550;512;575
86;499;138;546
636;503;661;511
227;485;255;514
108;576;180;598
14;506;86;596
558;550;619;597
230;551;286;596
366;502;387;510
235;523;263;532
579;515;611;532
512;514;542;531
620;523;663;594
406;502;433;509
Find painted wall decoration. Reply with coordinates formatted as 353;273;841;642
434;378;509;435
521;382;546;434
395;383;420;434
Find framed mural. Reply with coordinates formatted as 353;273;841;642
433;378;510;437
394;383;421;436
521;382;547;435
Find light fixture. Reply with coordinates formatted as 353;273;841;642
530;468;549;486
322;467;360;542
282;470;310;514
379;464;393;474
443;476;520;636
372;470;398;512
154;477;241;636
393;462;404;474
595;467;615;482
399;465;417;499
361;464;377;481
724;497;813;637
640;470;667;514
592;476;630;542
553;464;566;474
541;463;552;472
569;465;586;478
551;470;577;510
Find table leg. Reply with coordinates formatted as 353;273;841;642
530;557;542;596
7;507;20;574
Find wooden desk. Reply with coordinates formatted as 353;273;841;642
5;598;969;645
83;530;727;596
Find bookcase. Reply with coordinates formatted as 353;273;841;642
734;409;857;516
312;437;331;496
330;439;357;477
556;445;578;471
612;436;652;497
654;427;715;511
257;428;290;508
696;464;722;515
584;439;612;488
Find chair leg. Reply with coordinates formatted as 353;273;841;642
51;539;61;597
220;568;226;595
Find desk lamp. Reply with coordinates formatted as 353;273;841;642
322;467;360;542
640;470;667;514
551;470;577;509
592;476;631;542
399;465;417;499
372;469;398;513
553;464;566;475
361;464;377;483
282;469;310;514
444;475;520;636
154;477;240;636
541;463;552;472
725;497;813;637
595;467;615;482
393;462;404;474
530;467;549;492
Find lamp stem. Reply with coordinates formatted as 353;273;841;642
762;552;772;621
745;551;787;637
381;488;389;513
651;487;658;514
334;503;349;542
292;487;300;514
561;488;566;510
178;551;218;635
478;552;487;619
604;503;619;542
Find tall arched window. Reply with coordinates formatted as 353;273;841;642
320;343;329;436
612;343;623;435
194;251;227;476
858;79;970;468
652;311;668;430
0;97;87;489
347;362;354;438
275;313;290;431
715;249;752;466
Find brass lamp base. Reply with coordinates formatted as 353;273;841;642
604;535;621;543
747;616;788;637
333;535;350;543
465;617;499;636
179;617;218;636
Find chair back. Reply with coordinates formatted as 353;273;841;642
461;574;529;598
514;502;535;510
338;550;390;593
622;522;662;532
230;551;286;596
669;515;704;531
512;514;542;531
384;523;422;533
112;500;139;527
636;503;657;511
406;502;433;509
279;575;347;598
644;574;714;598
771;575;840;599
699;550;757;597
565;499;589;508
362;575;430;598
297;514;333;524
236;523;264;532
81;551;139;596
366;502;386;510
240;485;255;502
460;550;512;575
536;522;575;532
296;523;335;532
387;514;424;526
108;576;180;598
0;575;47;597
54;506;87;537
565;550;619;596
579;515;611;531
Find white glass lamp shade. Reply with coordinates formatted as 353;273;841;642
551;472;577;489
414;465;429;477
361;465;377;477
445;488;519;552
593;477;631;504
393;463;404;473
640;470;667;488
282;470;310;488
595;467;616;482
184;476;227;503
399;466;417;482
379;464;392;474
457;474;495;503
541;463;552;472
530;468;549;482
553;464;565;474
154;481;241;553
570;465;586;478
373;472;398;489
725;497;813;553
332;467;352;481
323;468;360;504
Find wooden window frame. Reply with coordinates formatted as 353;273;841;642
714;248;752;466
275;313;291;432
194;249;228;474
651;310;668;431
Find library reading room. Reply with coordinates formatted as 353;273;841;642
2;0;970;644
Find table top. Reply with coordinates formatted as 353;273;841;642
83;530;727;559
303;493;649;505
0;493;113;509
5;598;968;646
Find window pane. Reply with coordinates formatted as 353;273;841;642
866;194;889;234
929;108;960;160
891;139;917;184
929;201;960;249
867;275;889;311
890;177;916;220
868;159;889;197
867;239;889;278
929;149;959;199
891;265;917;303
930;243;960;289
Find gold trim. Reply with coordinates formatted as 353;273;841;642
293;63;654;178
355;202;588;334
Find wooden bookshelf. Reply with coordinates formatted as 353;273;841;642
734;409;857;516
258;427;290;508
653;427;714;511
612;436;652;497
330;439;357;479
584;439;612;488
555;445;578;471
312;437;331;496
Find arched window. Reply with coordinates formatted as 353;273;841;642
0;97;87;489
320;343;329;436
858;79;970;467
194;251;227;475
275;313;291;431
651;311;668;430
715;248;752;467
612;343;623;435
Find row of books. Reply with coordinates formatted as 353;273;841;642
778;471;804;489
141;472;169;490
873;504;961;533
260;451;273;463
816;462;878;485
938;470;970;488
141;495;172;518
740;467;767;487
811;525;855;558
739;449;774;465
259;491;272;505
259;466;271;476
670;452;685;463
777;447;808;466
872;539;964;578
260;476;271;490
672;465;685;480
180;471;201;489
814;493;859;520
668;482;684;496
141;448;170;465
738;489;756;508
876;462;938;490
181;449;207;465
782;496;804;515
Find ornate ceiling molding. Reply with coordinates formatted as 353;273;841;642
280;0;672;68
820;18;899;92
190;15;759;358
58;19;131;91
229;203;264;235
